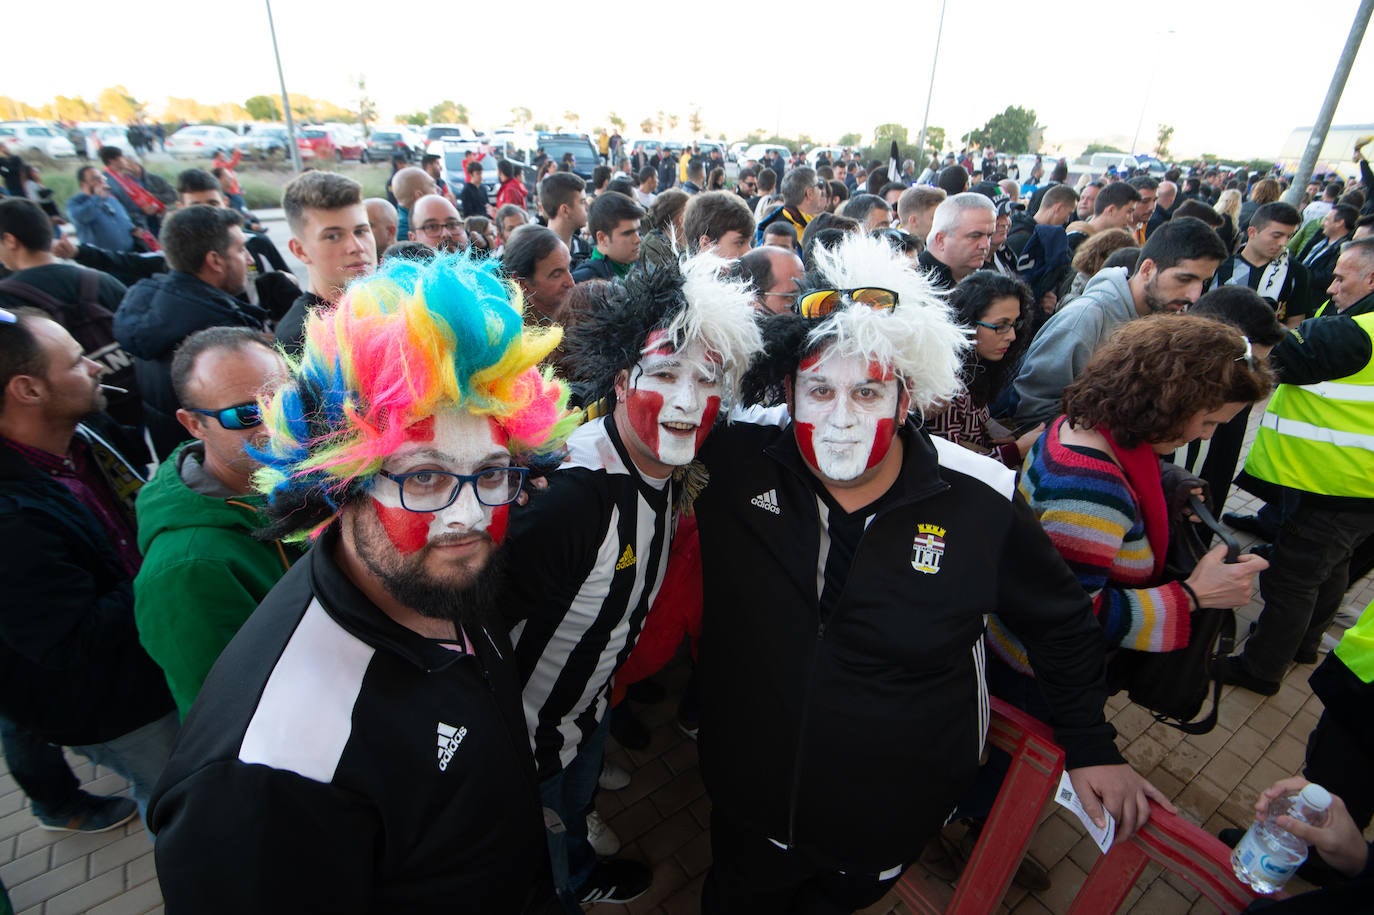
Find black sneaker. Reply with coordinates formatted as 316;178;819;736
1216;656;1281;697
577;858;652;905
36;792;138;833
1222;512;1278;540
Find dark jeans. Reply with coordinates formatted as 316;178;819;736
701;807;902;915
538;712;609;912
0;715;81;821
1240;506;1374;681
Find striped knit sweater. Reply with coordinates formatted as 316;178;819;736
988;422;1191;673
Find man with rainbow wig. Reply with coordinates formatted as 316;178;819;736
504;254;763;907
148;254;577;913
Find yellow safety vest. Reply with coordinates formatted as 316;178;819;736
1243;312;1374;498
1334;600;1374;682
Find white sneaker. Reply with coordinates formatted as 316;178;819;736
598;760;631;791
586;811;621;856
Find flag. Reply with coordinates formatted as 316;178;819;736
888;140;902;185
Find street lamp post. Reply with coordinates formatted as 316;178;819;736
915;0;947;171
265;0;303;173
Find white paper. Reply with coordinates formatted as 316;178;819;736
1054;771;1116;853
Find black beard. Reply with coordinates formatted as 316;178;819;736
359;535;505;636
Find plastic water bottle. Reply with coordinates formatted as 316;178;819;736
1231;783;1332;894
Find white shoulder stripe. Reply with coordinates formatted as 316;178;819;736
238;599;375;784
930;435;1016;501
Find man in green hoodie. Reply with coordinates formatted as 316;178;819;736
133;327;299;718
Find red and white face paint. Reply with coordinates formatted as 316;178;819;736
622;333;722;471
793;349;901;482
369;410;511;557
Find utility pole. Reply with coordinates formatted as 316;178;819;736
915;0;947;171
1282;0;1371;206
265;0;303;173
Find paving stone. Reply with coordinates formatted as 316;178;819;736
50;827;126;867
608;797;666;846
1265;734;1307;774
1267;684;1309;717
1030;856;1088;914
637;808;700;862
1202;749;1251;794
1182;722;1234;758
7;857;87;911
1174;776;1227;825
89;831;153;877
1128;875;1193;914
0;845;51;888
659;873;705;915
1146;767;1188;802
125;850;157;886
1159;741;1211;784
614;758;673;807
1027;810;1082;869
87;878;163;915
42;864;125;915
1243;704;1291;741
649;766;705;819
1006;895;1055;915
1110;704;1157;743
625;857;689;915
1222;725;1273;764
673;827;711;880
1122;733;1170;773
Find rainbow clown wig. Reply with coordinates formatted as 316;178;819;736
254;253;579;540
741;232;970;413
562;252;764;409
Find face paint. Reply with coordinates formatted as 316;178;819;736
371;410;510;553
623;337;722;468
792;349;901;482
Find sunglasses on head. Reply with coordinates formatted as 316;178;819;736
793;287;900;319
189;402;262;430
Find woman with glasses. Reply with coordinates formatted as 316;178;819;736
987;315;1273;676
925;271;1042;469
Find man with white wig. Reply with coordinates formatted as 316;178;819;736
691;233;1169;913
504;253;763;908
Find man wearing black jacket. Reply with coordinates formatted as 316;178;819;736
114;206;266;458
692;234;1166;914
148;255;568;913
0;307;179;826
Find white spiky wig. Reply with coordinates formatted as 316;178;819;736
802;233;969;413
563;251;763;408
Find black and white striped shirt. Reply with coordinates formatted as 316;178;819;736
506;415;677;778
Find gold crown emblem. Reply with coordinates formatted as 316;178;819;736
916;523;947;537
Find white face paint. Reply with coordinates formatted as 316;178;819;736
369;410;512;556
792;350;901;482
622;334;723;471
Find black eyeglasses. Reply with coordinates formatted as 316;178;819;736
416;220;463;235
377;467;528;513
974;320;1024;336
189;402;261;430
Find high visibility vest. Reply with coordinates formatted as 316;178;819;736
1243;312;1374;498
1334;600;1374;683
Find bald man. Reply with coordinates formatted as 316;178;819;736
390;166;438;243
737;245;806;314
409;194;468;254
364;198;398;262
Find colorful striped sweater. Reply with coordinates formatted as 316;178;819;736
988;422;1191;672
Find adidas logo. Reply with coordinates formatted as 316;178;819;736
436;722;468;772
615;544;637;571
750;489;781;514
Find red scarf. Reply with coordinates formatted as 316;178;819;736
1099;426;1168;579
105;168;166;218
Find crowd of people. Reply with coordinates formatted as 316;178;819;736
0;131;1373;915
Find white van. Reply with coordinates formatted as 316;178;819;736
1087;153;1140;174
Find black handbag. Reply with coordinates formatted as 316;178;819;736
1105;495;1239;734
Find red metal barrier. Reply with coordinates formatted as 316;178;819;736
894;698;1260;914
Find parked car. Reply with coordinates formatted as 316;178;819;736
740;143;793;165
324;126;366;162
804;146;848;168
427;124;478;144
727;141;749;162
367;126;423;163
166;125;240;157
234;125;291;159
296;127;338;162
0;122;78;158
431;138;501;201
76;123;137;159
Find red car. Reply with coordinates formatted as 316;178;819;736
296;128;337;162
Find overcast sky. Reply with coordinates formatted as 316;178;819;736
9;0;1373;160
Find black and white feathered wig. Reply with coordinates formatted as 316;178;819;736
563;252;764;408
741;232;970;412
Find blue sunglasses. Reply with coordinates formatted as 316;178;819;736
189;402;262;430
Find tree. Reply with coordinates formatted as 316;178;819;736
837;132;863;147
873;123;909;147
969;105;1041;153
431;100;469;125
1081;142;1127;157
244;95;281;121
925;126;946;158
689;106;703;135
608;111;626;132
562;111;580;131
510;106;532;129
639;118;654;135
97;85;144;123
402;111;429;127
667;114;680;133
656;110;666;134
51;95;97;122
532;122;549;133
356;76;377;137
1155;123;1175;161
